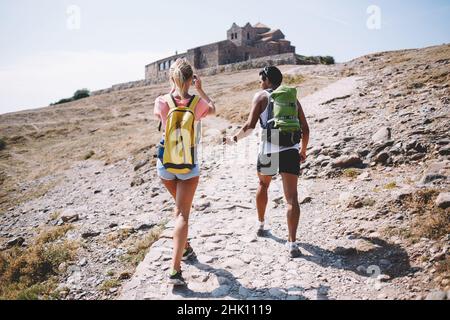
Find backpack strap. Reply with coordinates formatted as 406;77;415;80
265;89;275;127
164;94;178;110
186;95;200;113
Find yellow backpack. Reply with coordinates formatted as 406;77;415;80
162;94;200;174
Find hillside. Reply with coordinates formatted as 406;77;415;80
0;44;449;300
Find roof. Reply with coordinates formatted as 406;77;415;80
253;22;269;29
259;29;282;37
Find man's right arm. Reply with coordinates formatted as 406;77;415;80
232;92;266;142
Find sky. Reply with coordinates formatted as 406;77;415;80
0;0;449;114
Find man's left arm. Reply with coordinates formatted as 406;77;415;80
297;100;310;162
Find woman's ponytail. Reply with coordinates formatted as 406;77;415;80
170;59;193;97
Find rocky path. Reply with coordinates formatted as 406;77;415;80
119;77;417;300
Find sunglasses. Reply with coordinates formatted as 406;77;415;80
259;67;269;81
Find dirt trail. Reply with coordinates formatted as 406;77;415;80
119;77;411;300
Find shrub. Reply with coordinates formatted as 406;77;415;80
321;56;335;65
343;168;360;179
73;89;90;101
53;88;90;105
387;189;449;241
55;98;73;105
0;138;6;151
84;150;95;160
384;182;397;190
283;74;306;85
0;226;77;300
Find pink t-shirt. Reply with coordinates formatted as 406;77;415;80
154;95;210;128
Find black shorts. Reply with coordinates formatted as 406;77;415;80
257;149;300;176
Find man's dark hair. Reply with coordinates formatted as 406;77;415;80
259;66;283;88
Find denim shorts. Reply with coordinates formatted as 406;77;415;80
156;159;200;181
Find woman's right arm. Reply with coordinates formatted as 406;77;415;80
154;97;162;120
194;75;216;115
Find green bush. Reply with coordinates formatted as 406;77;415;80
55;98;73;105
53;88;90;105
321;56;335;65
296;54;335;65
0;138;6;151
73;89;90;101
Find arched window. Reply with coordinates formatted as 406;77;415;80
165;61;170;69
247;32;250;40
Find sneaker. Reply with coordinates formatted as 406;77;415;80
182;245;195;261
168;270;186;286
286;242;302;258
256;222;266;237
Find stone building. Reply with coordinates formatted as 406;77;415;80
145;22;296;81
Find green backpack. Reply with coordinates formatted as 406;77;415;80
266;85;302;147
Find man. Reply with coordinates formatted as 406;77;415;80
226;66;310;258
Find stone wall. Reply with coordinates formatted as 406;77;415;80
196;52;299;77
144;52;188;82
92;53;301;96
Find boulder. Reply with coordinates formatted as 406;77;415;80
375;152;390;164
81;231;101;239
439;146;450;156
420;173;447;185
61;214;80;223
372;127;391;143
435;193;450;209
332;154;363;168
425;291;447;300
134;159;149;172
194;201;211;211
3;237;25;250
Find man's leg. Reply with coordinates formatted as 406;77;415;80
280;173;300;242
257;173;272;224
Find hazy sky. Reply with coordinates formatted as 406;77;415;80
0;0;449;114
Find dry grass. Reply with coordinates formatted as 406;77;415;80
0;225;78;300
83;150;95;160
0;177;62;214
343;168;361;179
435;256;450;285
384;182;397;190
283;74;307;86
100;279;120;292
388;189;450;241
121;225;164;267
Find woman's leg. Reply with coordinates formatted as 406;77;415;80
161;179;177;199
171;177;199;272
161;179;191;250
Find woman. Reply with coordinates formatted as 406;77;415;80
154;58;216;286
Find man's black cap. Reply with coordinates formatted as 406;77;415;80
259;66;283;87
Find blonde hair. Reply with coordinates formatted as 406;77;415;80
170;58;193;97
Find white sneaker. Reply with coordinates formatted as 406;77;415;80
286;242;302;258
